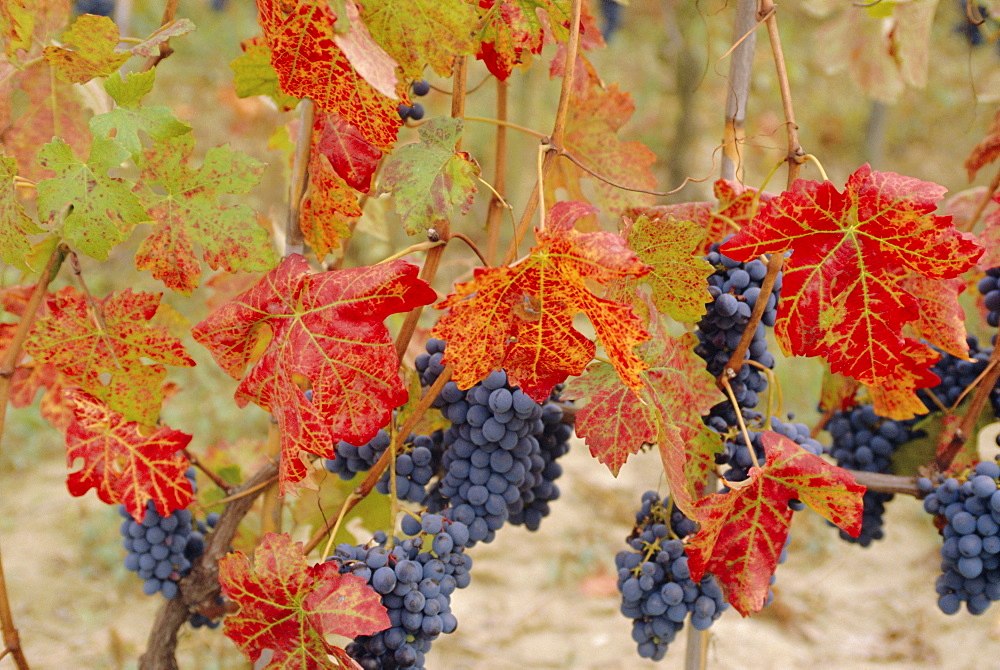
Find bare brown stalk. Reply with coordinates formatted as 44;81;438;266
259;420;284;535
484;80;509;266
936;344;1000;472
959;164;1000;233
285;100;315;257
181;449;233;495
448;232;488;266
719;252;784;386
141;0;180;71
759;0;804;186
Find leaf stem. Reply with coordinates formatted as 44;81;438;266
285;100;314;258
719;252;784;387
462;115;548;140
181;448;233;494
141;0;180;72
722;377;760;469
960;164;1000;233
801;154;829;182
377;240;445;265
758;0;805;187
484;79;509;267
447;232;488;266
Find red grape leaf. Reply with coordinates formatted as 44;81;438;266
901;274;969;359
63;389;193;522
966;108;1000;182
230;36;302;112
617;215;714;323
89;69;192;160
660;419;723;516
686;432;865;615
563;328;719;484
134;134;275;294
721;165;983;419
476;0;573;80
23;287;195;425
432;201;650;402
546;82;656;216
1;62;90;182
219;532;390;669
979;196;1000;271
0;154;43;270
361;0;478;78
35;136;150;261
818;366;860;414
376;116;481;236
302;150;359;260
42;14;129;84
315;111;381;193
256;0;401;150
191;255;436;495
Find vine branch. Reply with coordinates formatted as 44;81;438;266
936;344;1000;472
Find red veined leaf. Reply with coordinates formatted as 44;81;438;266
901;274;969;360
686;432;865;615
219;532;389;668
191;255;437;495
315;111;381;193
476;0;575;80
301;150;359;260
432;201;650;402
721;164;983;419
23;287;195;425
63;389;193;522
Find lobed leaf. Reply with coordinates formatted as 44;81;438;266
361;0;478;78
42;14;129;84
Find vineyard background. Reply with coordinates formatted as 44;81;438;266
4;0;1000;667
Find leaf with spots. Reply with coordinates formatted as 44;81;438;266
686;432;865;615
63;389;194;523
617;214;714;323
377;116;480;236
89;69;192;160
721;165;983;419
230;35;301;112
0;0;34;57
128;18;196;58
546;82;656;216
476;0;574;80
191;255;437;495
219;532;389;669
432;201;650;402
42;14;130;84
133;134;275;294
0;154;43;270
255;0;401;150
563;327;720;507
23;287;195;425
361;0;479;78
35;137;150;261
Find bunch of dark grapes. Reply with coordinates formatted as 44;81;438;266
332;513;471;670
920;460;1000;615
324;430;392;479
695;241;781;422
397;80;429;121
826;404;916;546
119;470;205;600
375;432;444;504
978;267;1000;328
919;336;994;412
74;0;114;16
417;338;572;544
714;414;824;487
615;491;727;661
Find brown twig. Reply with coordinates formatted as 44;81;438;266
959;164;1000;233
181;449;233;495
850;470;920;496
484;80;509;267
719;252;784;385
447;232;488;266
141;0;180;72
285;100;315;257
936;344;1000;472
500;0;585;268
259;420;284;535
720;0;759;181
303;366;454;556
139;460;280;669
759;0;804;186
0;243;67;670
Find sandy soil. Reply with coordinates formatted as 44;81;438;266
5;435;1000;670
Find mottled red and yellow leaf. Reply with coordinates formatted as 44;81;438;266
43;14;129;84
361;0;478;78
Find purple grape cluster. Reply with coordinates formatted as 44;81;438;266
920;459;1000;615
615;491;727;661
978;268;1000;328
508;393;572;530
374;432;444;504
711;414;823;487
332;513;472;670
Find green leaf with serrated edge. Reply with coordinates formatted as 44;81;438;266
376;116;480;236
686;432;865;615
361;0;478;78
621;215;714;323
220;533;389;667
230;35;301;112
0;154;43;270
36;136;150;261
128;18;196;58
134;134;275;294
89;70;192;159
24;287;195;425
42;14;129;84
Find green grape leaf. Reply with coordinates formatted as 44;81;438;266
36;136;150;260
134;134;275;294
361;0;479;78
0;0;35;56
230;35;301;112
377;116;480;236
42;14;130;84
89;70;192;159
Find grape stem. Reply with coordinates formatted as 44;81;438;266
141;0;180;72
718;252;784;389
959;164;1000;234
181;449;233;495
936;344;1000;472
721;378;761;470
